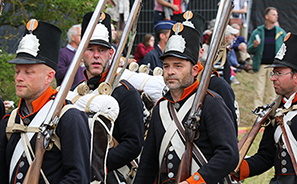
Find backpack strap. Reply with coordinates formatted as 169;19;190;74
6;108;19;140
6;104;75;151
51;104;76;150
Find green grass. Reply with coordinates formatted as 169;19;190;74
232;71;275;183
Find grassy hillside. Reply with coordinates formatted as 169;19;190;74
232;70;275;183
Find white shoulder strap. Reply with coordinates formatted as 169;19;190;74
9;100;53;183
159;95;200;175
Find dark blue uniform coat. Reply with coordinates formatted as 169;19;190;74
134;80;238;184
0;86;91;184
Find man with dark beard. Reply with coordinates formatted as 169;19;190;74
134;12;238;184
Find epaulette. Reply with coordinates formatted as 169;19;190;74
206;90;215;98
155;97;167;106
119;79;136;91
211;70;220;77
2;113;11;121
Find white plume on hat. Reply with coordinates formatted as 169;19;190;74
91;23;110;43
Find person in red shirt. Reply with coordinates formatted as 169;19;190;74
134;34;155;63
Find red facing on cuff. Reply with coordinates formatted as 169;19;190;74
240;160;250;181
186;172;206;184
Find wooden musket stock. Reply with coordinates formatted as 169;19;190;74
22;0;108;183
175;0;233;183
234;99;277;173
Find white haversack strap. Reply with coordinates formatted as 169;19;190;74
159;95;200;175
9;100;53;182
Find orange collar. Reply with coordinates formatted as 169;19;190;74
18;86;57;118
159;80;199;105
179;80;199;102
282;94;297;105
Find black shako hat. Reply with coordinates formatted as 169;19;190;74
9;19;62;71
266;32;297;71
159;11;205;65
178;10;205;46
81;12;112;49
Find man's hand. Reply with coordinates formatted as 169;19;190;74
179;181;189;184
253;39;260;48
3;101;14;112
171;4;179;12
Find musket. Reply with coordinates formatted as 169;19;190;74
97;0;142;95
234;98;277;173
275;114;297;175
22;0;108;183
175;0;234;183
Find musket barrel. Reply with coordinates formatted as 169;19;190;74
105;0;142;86
190;0;233;116
175;0;234;182
22;1;108;184
44;0;108;126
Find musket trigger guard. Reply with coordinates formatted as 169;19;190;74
194;130;200;140
262;118;271;127
46;140;54;151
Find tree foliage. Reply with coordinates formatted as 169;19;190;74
0;0;104;46
0;51;18;105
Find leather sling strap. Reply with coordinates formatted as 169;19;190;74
169;103;207;165
169;103;238;184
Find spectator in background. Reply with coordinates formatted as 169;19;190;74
163;0;189;22
106;0;130;31
55;24;85;88
203;19;215;44
153;0;179;24
112;30;136;67
247;7;286;108
139;20;175;75
111;24;117;49
231;0;248;39
134;34;154;63
231;23;252;71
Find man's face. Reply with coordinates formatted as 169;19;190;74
266;9;278;24
72;27;81;46
83;44;114;78
270;67;297;98
163;56;197;92
14;64;50;102
164;30;171;45
225;34;235;45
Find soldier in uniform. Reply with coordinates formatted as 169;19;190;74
139;20;175;75
0;19;91;183
235;33;297;183
76;12;144;183
134;12;238;184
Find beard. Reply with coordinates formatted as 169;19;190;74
84;55;110;77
